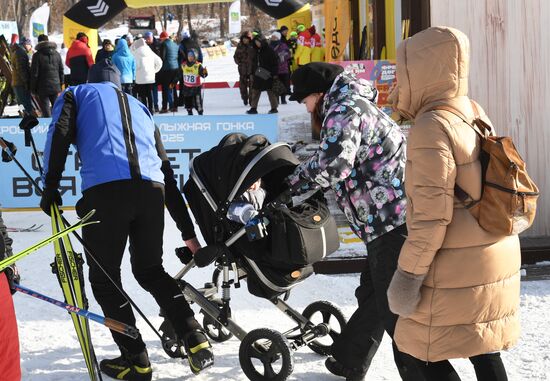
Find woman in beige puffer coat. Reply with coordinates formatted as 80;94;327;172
387;26;521;380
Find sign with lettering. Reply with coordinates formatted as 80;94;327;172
334;60;397;115
0;114;278;209
324;0;350;62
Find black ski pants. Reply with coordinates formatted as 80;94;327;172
331;224;423;380
135;83;155;114
37;93;58;117
76;180;197;354
184;90;204;115
406;352;508;381
239;74;252;104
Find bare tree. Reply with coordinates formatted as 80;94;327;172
209;3;215;19
247;0;261;31
219;3;226;38
186;5;193;33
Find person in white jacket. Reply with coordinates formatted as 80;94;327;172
59;43;71;89
132;38;162;114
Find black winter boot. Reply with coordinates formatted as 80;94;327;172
183;329;214;374
325;357;366;381
100;348;152;381
246;108;258;114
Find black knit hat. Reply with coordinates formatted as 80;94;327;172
87;59;121;89
289;62;344;103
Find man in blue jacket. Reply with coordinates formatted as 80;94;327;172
40;60;213;380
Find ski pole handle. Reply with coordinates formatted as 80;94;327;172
104;318;139;339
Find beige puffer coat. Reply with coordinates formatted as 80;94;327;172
393;26;521;362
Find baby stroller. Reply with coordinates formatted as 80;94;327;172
159;133;346;381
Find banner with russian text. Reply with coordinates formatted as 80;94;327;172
324;0;350;62
334;60;396;114
0;115;278;209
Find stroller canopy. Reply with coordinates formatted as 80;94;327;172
184;133;300;245
190;133;300;209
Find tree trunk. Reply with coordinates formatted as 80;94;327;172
219;3;226;38
186;5;193;33
248;0;260;31
210;3;215;19
176;5;184;37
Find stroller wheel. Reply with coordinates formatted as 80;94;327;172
239;328;294;381
302;301;347;356
202;312;233;343
159;319;186;358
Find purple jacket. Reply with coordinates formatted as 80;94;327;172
271;41;291;75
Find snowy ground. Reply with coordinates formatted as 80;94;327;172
3;210;550;381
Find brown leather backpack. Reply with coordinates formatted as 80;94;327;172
433;102;539;236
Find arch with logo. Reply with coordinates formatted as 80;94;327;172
63;0;312;54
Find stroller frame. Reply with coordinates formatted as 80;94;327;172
159;140;347;381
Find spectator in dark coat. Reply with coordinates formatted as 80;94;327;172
66;32;94;85
9;39;33;114
158;31;179;112
233;31;255;106
179;30;203;63
30;34;64;117
95;39;114;63
247;35;279;114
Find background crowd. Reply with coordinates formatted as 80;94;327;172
7;28;210;118
6;22;325;119
234;23;324;115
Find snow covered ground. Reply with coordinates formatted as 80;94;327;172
4;210;550;381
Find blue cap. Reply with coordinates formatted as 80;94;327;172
144;31;153;39
87;59;121;89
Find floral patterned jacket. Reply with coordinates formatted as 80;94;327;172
287;72;407;244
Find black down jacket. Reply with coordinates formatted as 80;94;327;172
31;41;64;96
252;37;278;91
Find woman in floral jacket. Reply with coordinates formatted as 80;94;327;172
287;62;420;381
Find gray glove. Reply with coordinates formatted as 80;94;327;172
387;267;426;318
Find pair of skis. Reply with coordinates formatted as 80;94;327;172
0;209;138;350
49;204;103;381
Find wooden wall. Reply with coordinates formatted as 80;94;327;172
430;0;550;236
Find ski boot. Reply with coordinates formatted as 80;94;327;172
183;329;214;374
100;348;152;381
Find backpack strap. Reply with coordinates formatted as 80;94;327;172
427;103;490;140
425;103;484;209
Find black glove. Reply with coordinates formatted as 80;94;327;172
19;113;39;131
40;187;62;216
1;138;17;162
5;265;20;295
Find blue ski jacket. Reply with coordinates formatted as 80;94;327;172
42;81;197;239
43;82;163;190
112;39;136;84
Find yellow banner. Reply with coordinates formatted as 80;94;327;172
63;16;98;60
324;0;350;62
276;4;312;31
